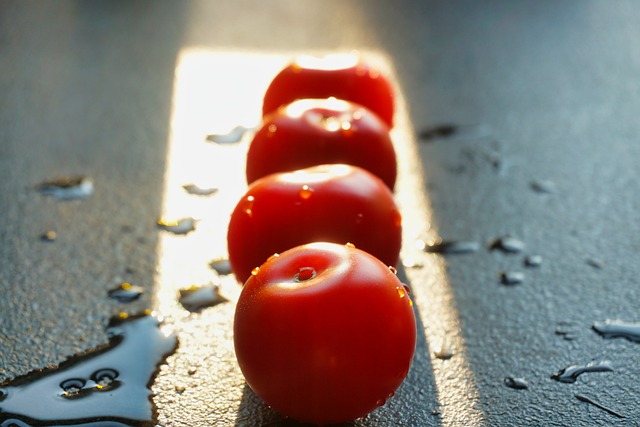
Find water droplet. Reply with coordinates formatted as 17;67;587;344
434;347;454;360
156;217;197;235
251;267;260;276
401;258;423;269
345;242;356;249
551;361;613;383
205;125;250;144
575;394;626;419
36;176;94;200
107;282;144;303
60;378;86;398
530;180;556;194
500;271;525;286
503;376;528;390
586;258;605;269
39;230;57;242
388;266;398;275
209;258;232;275
0;314;177;425
92;368;119;390
592;320;640;343
417;124;458;141
294;267;316;282
267;253;280;262
298;185;314;199
396;287;406;298
424;240;480;255
267;124;278;136
244;196;255;217
375;398;386;407
489;236;525;253
178;284;228;312
182;184;219;196
355;213;364;225
555;322;579;341
524;255;543;268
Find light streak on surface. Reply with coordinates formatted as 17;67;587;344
152;48;484;425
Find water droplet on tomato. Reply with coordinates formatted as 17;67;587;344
355;213;364;224
251;267;260;276
389;266;398;275
267;253;280;262
294;267;316;282
298;185;314;199
244;195;255;217
267;123;278;136
376;398;386;406
345;242;356;249
396;286;406;298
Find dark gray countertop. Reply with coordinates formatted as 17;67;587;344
1;1;639;426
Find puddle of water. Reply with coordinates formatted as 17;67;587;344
0;314;178;426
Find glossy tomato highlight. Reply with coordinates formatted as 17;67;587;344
262;54;395;127
247;98;397;190
234;242;417;424
227;164;402;284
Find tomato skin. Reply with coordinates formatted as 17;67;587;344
234;242;416;424
247;98;397;190
227;164;402;284
262;55;395;128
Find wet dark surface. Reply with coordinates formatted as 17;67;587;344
2;1;640;426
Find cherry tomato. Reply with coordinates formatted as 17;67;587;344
247;98;397;190
227;164;402;284
234;242;416;424
262;54;395;128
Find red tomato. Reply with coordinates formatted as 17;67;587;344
234;242;417;424
227;164;402;284
262;54;395;128
247;98;397;190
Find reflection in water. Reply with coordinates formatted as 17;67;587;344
0;314;178;426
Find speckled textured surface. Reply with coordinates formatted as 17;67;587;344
1;1;639;426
